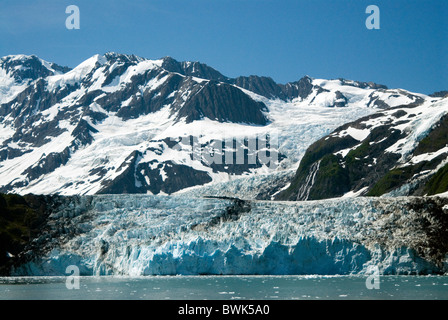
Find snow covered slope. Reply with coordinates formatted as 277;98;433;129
11;194;448;276
277;96;448;200
0;53;429;197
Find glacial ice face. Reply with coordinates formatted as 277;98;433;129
13;195;447;276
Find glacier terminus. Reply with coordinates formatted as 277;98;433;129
9;194;448;276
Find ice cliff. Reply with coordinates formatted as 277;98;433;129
10;194;448;276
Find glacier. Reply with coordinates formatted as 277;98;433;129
12;194;448;276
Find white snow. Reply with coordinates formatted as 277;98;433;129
342;186;369;198
385;99;448;161
0;67;29;103
339;127;371;141
334;143;362;158
46;54;106;92
410;146;448;165
89;59;166;93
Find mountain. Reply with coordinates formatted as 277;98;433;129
0;53;429;196
276;95;448;201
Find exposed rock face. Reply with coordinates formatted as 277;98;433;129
0;193;74;275
430;91;448;98
176;81;269;125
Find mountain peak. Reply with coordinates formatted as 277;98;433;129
1;54;36;62
160;56;228;82
337;78;388;90
103;52;146;64
0;54;70;82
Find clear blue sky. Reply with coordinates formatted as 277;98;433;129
0;0;446;94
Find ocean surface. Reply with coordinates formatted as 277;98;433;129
0;275;447;300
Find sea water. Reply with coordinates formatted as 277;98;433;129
0;275;447;300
